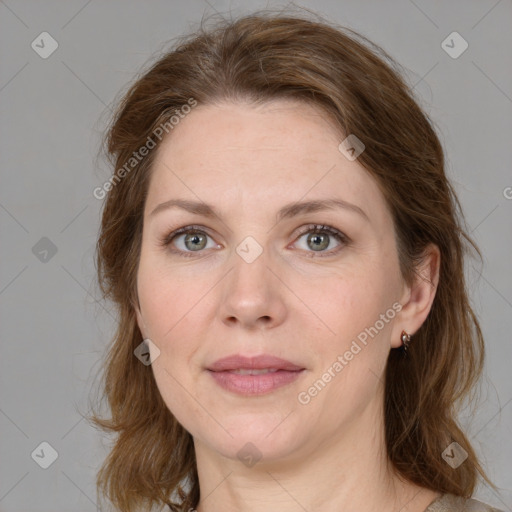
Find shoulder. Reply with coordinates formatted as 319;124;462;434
424;493;505;512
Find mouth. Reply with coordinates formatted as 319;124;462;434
207;353;305;372
221;368;281;375
206;354;306;395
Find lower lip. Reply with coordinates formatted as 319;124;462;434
207;369;305;395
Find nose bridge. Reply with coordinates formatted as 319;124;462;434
228;239;272;304
219;237;286;328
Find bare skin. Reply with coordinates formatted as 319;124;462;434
134;99;441;512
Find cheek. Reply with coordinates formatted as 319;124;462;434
302;274;394;416
310;269;396;375
137;253;200;336
314;271;383;330
136;254;215;375
137;263;203;421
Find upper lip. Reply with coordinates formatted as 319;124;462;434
207;354;305;372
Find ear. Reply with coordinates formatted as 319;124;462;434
390;243;441;349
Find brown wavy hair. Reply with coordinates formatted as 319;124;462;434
89;9;498;512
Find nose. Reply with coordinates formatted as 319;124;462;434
218;249;288;331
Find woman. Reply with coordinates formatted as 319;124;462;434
90;11;504;512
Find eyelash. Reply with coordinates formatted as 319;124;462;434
159;224;349;258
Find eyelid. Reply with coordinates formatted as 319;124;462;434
160;224;213;246
291;224;349;256
159;224;220;258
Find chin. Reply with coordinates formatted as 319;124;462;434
196;415;305;465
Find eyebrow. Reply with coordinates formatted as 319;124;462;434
150;197;369;223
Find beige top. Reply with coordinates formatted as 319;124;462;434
424;493;505;512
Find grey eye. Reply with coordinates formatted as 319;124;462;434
182;232;208;251
295;227;343;253
306;232;330;251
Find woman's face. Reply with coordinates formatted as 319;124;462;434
135;100;413;464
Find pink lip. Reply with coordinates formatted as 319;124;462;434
206;354;306;395
207;354;304;372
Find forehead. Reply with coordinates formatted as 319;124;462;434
145;100;389;228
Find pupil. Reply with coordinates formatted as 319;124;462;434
309;233;328;251
185;232;205;251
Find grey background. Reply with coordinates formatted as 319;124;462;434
1;0;511;510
